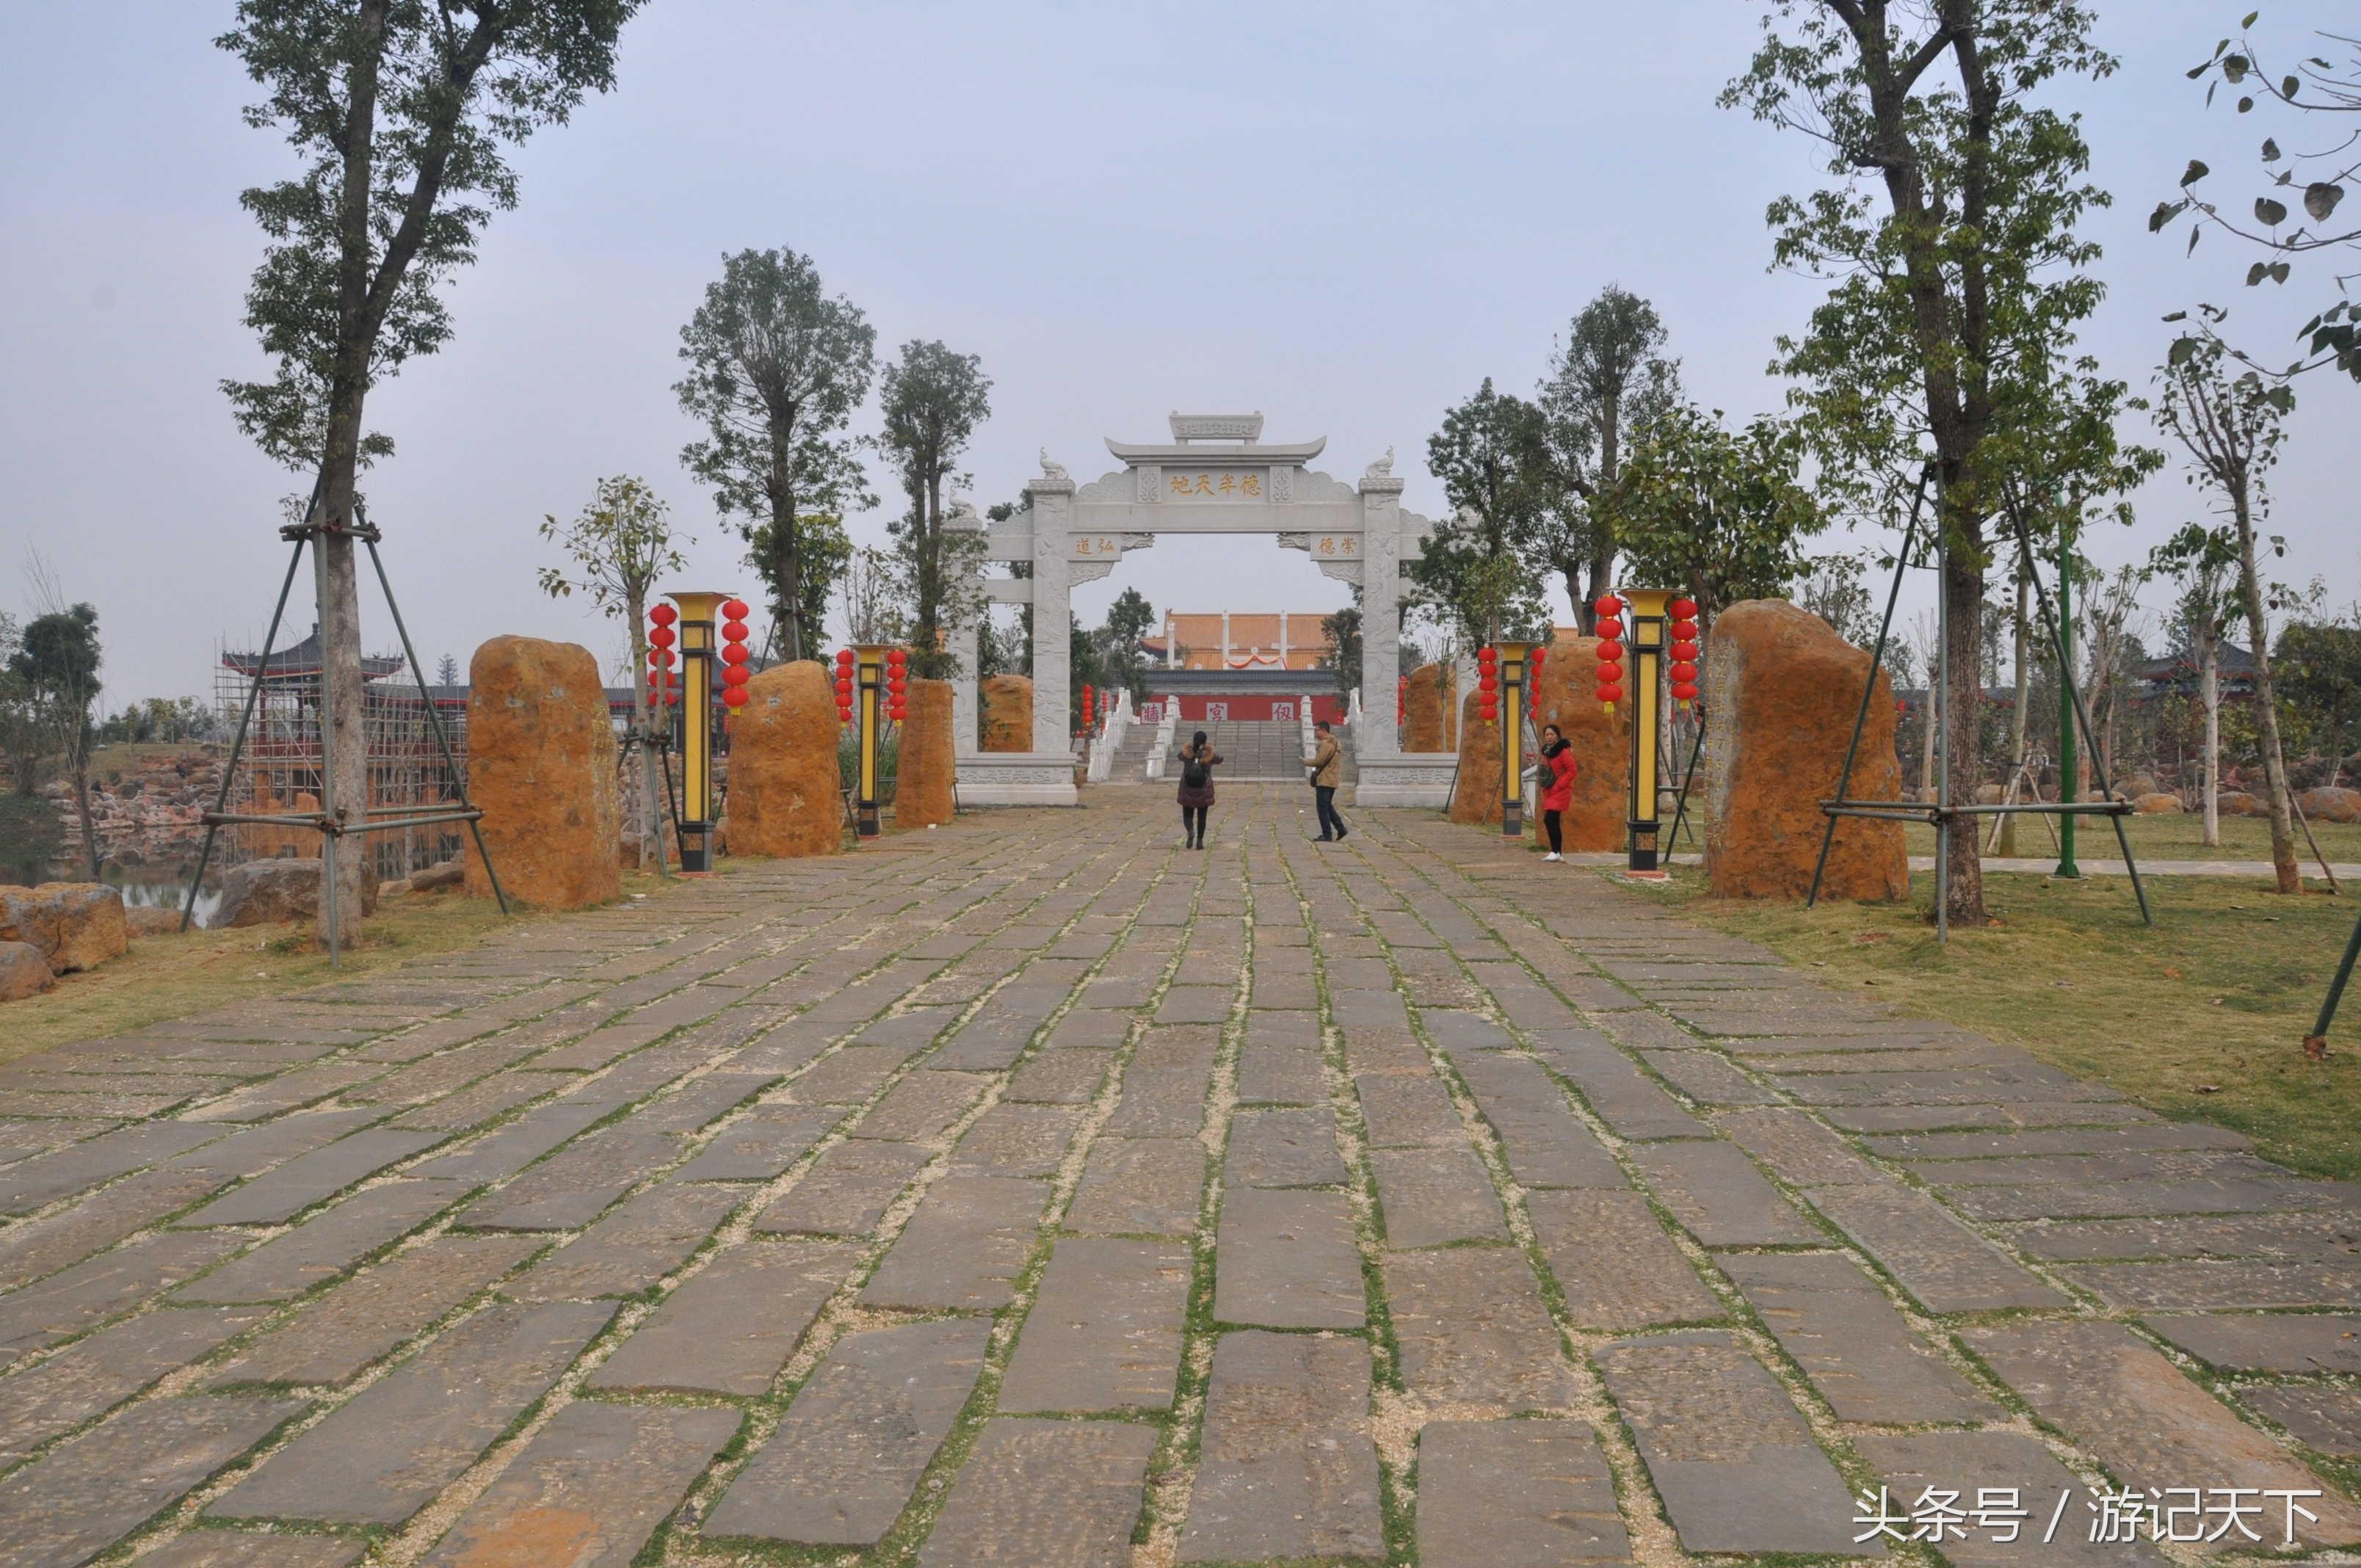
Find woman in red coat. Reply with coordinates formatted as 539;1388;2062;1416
1537;723;1578;862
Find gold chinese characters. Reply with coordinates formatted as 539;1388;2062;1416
1167;472;1263;498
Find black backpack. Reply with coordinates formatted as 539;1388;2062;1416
1181;753;1211;790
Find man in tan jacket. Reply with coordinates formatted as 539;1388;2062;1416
1304;719;1348;842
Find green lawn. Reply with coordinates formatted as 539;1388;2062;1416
1901;809;2361;865
1653;866;2361;1182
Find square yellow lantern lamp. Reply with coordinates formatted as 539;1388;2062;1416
1495;639;1532;838
1621;588;1674;876
665;591;728;872
852;644;891;838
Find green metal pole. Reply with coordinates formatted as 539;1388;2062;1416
2055;500;2081;878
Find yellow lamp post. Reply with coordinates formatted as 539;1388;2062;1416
1622;589;1673;876
1496;639;1532;838
853;643;889;838
667;591;726;871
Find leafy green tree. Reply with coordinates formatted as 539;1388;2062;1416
1536;286;1683;625
1796;553;1881;647
1097;588;1158;706
1615;406;1826;627
675;247;875;662
1321;602;1363;695
11;604;102;876
1408;379;1551;648
877;341;992;678
2155;17;2360;381
435;652;460;688
1724;0;2129;926
219;0;642;937
2277;614;2361;779
2154;334;2303;890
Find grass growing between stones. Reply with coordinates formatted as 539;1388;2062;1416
1;867;684;1064
1655;867;2361;1183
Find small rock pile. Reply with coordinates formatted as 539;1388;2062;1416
0;882;129;1001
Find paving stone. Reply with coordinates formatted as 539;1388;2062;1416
1415;1420;1632;1568
1235;1010;1324;1103
134;1531;364;1567
1867;1121;2253;1161
407;1095;621;1186
1000;1237;1191;1414
385;1069;569;1132
1626;1139;1818;1247
753;1140;929;1237
210;1299;616;1525
1852;1429;2168;1566
1154;984;1231;1024
1965;1319;2361;1549
0;1168;226;1293
0;1304;267;1459
1597;1329;1876;1558
1806;1181;2067;1311
2146;1313;2361;1373
1640;1048;1777;1106
616;1070;775;1133
918;1418;1156;1568
1103;1064;1211;1139
1249;968;1319;1009
704;1315;990;1547
1722;1251;1999;1424
1224;1106;1347;1188
1528;1031;1710;1140
1004;1050;1110;1104
343;1039;532;1106
184;1128;446;1227
418;1400;737;1568
852;1069;990;1142
0;1229;245;1357
1944;1173;2357;1222
789;1045;912;1104
1451;1051;1627;1188
2065;1255;2361;1310
1715;1106;1883;1186
1821;1100;2156;1133
1212;1188;1363;1329
1179;1330;1382;1564
1040;1008;1129;1051
947;1102;1086;1177
1527;1189;1722;1329
1065;1138;1203;1237
1368;1145;1506;1248
0;1122;225;1214
0;1087;201;1119
671;1103;841;1180
2238;1382;2361;1456
859;1175;1046;1310
455;1125;677;1230
1385;1246;1577;1409
0;1395;303;1568
590;1239;856;1395
175;1177;469;1306
1352;1072;1461;1146
209;1233;540;1387
185;1061;389;1123
508;1180;740;1301
1332;988;1415;1047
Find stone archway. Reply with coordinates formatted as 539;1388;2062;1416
950;413;1454;807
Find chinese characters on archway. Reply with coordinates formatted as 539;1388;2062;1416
1167;472;1263;498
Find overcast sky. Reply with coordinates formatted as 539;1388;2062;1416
3;1;2354;711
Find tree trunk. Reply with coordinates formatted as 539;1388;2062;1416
1997;556;2030;855
1941;541;1987;926
2233;489;2300;893
2200;631;2220;848
72;751;100;881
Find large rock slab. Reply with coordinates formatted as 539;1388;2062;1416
0;881;126;973
0;938;53;998
1597;1329;1877;1558
728;660;843;858
418;1401;736;1568
1404;661;1452;751
1531;633;1631;852
1180;1330;1382;1563
919;1419;1156;1568
1000;1237;1191;1414
980;674;1033;752
209;1299;615;1525
896;676;957;829
214;858;380;928
1416;1420;1631;1568
1704;598;1907;901
706;1315;990;1547
464;635;620;909
1448;689;1503;827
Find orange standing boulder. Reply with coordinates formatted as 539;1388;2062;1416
896;678;957;830
728;661;844;858
1449;689;1503;826
1404;664;1450;752
980;675;1033;752
1530;634;1631;853
1703;600;1907;901
463;636;620;909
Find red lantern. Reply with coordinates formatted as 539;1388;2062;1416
722;598;750;620
649;625;675;650
1669;596;1698;619
888;647;907;667
1672;682;1700;703
1478;672;1498;695
1594;592;1624;620
1598;681;1625;703
650;603;678;627
1597;620;1624;646
722;686;749;709
719;643;747;667
1671;641;1700;663
1671;661;1698;683
835;647;855;668
1477;645;1498;666
721;622;748;645
648;647;672;669
1595;640;1623;666
723;663;750;687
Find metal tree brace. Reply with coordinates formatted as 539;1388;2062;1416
1805;466;2150;939
179;504;511;964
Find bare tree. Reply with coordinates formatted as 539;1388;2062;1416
2164;554;2235;846
2078;563;2148;785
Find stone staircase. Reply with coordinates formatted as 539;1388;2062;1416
1112;719;1161;780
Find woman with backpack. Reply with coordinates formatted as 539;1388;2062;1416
1537;722;1578;863
1175;730;1222;849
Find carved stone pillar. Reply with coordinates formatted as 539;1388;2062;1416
944;507;985;756
1026;469;1076;755
1358;471;1407;757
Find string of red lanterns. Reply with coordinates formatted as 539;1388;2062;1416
887;647;908;723
718;599;752;723
833;648;855;725
1594;594;1626;711
1397;672;1408;727
1668;595;1700;708
1476;645;1500;724
647;602;680;710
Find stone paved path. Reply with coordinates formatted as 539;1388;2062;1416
3;783;2359;1566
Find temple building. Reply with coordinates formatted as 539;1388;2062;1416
1145;611;1337;672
